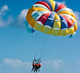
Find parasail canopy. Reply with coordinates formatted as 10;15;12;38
26;0;77;37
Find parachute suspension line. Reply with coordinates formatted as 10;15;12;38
39;36;56;59
27;33;35;59
34;31;39;59
43;35;55;49
31;33;35;59
36;31;40;56
42;39;67;58
34;31;41;58
41;36;58;58
42;36;58;56
37;33;48;57
53;37;67;49
48;37;65;51
39;34;50;59
41;37;64;59
33;32;36;59
43;36;64;55
41;37;68;59
34;31;47;59
48;37;67;53
36;33;48;59
51;39;65;49
33;32;37;58
39;35;53;59
40;36;60;59
41;35;50;50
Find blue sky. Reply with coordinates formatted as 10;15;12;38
0;0;80;73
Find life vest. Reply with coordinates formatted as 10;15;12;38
33;63;35;66
39;63;41;67
36;64;39;69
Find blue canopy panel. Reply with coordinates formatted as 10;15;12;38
59;15;68;30
44;13;55;28
54;2;61;11
43;0;53;11
25;20;35;33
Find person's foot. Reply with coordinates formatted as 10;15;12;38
34;70;35;72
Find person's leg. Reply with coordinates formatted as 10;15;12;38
34;69;35;72
36;69;37;72
31;68;33;72
31;66;35;72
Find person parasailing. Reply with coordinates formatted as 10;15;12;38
31;58;41;72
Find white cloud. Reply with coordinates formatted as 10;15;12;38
61;1;66;5
19;9;28;19
76;61;80;67
2;59;63;70
0;58;31;73
4;58;31;68
1;59;80;73
0;5;9;15
73;11;80;26
1;5;9;11
0;5;14;27
42;59;63;69
0;5;28;28
0;15;14;27
13;9;28;28
76;62;80;64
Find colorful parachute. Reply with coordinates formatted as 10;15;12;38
26;0;77;37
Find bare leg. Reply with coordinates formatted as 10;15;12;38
36;69;37;72
31;68;33;72
34;69;36;72
31;67;35;72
